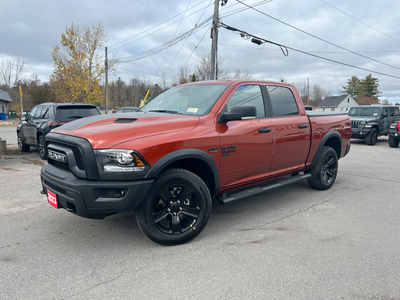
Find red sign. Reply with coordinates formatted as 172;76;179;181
47;189;58;208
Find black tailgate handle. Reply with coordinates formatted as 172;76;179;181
298;124;309;129
258;128;272;133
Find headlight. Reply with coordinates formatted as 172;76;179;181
94;149;150;180
360;121;365;126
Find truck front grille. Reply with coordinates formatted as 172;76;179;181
49;141;85;170
45;133;100;180
352;121;362;128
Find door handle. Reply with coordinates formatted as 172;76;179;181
298;124;309;129
258;128;272;133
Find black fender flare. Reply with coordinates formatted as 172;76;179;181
146;149;220;196
309;131;342;169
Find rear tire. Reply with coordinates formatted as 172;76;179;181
38;135;47;160
307;146;338;190
365;128;378;145
388;135;399;148
135;168;212;246
17;131;30;152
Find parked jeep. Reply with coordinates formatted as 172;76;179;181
348;105;400;145
388;120;400;147
17;102;100;159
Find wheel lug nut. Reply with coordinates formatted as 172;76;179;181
173;212;177;215
179;207;183;211
177;200;180;204
170;201;173;205
167;208;171;212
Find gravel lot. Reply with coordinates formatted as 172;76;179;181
1;125;399;299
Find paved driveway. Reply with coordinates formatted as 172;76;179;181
1;136;399;299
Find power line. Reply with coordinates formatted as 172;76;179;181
220;22;400;80
108;1;213;52
154;0;192;78
219;43;400;54
236;0;400;72
164;0;212;77
321;0;400;44
109;0;209;50
118;65;172;85
117;18;211;64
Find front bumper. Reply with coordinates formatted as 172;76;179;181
41;164;154;219
351;128;370;139
389;131;400;139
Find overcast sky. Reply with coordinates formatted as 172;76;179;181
1;0;400;102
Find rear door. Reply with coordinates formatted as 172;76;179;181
218;84;273;189
264;85;311;174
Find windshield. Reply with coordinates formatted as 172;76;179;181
141;84;229;116
348;107;381;117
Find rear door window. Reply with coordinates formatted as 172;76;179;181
266;86;299;117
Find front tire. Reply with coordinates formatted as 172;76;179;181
136;168;212;246
307;146;338;190
388;135;399;148
366;128;378;145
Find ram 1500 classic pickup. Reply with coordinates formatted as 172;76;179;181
41;80;351;245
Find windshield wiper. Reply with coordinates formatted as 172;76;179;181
67;116;83;119
149;109;180;114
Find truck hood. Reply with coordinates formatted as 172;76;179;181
52;112;200;148
349;116;377;122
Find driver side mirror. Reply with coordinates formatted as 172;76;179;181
218;105;257;123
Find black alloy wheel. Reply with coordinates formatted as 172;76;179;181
308;146;338;190
136;168;212;246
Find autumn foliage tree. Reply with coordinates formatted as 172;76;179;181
50;23;108;105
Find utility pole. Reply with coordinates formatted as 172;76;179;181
105;47;109;114
19;85;24;116
210;0;220;80
307;78;310;105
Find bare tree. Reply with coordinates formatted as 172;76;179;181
195;54;224;81
294;80;331;106
0;57;26;89
226;68;252;80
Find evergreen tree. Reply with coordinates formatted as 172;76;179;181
360;74;381;101
342;76;361;99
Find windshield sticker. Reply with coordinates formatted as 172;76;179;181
187;107;199;113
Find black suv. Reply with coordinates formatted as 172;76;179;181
348;105;400;145
17;102;100;159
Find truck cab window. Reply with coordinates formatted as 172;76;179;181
267;86;299;117
225;85;265;118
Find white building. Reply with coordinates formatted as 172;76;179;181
317;95;358;112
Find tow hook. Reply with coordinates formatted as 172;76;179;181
40;190;46;195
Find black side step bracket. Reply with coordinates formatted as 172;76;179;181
217;173;312;205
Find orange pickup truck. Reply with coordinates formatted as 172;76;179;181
41;80;351;245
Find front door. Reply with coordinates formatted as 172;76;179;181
217;84;273;189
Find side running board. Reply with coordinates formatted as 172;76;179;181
217;173;312;205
